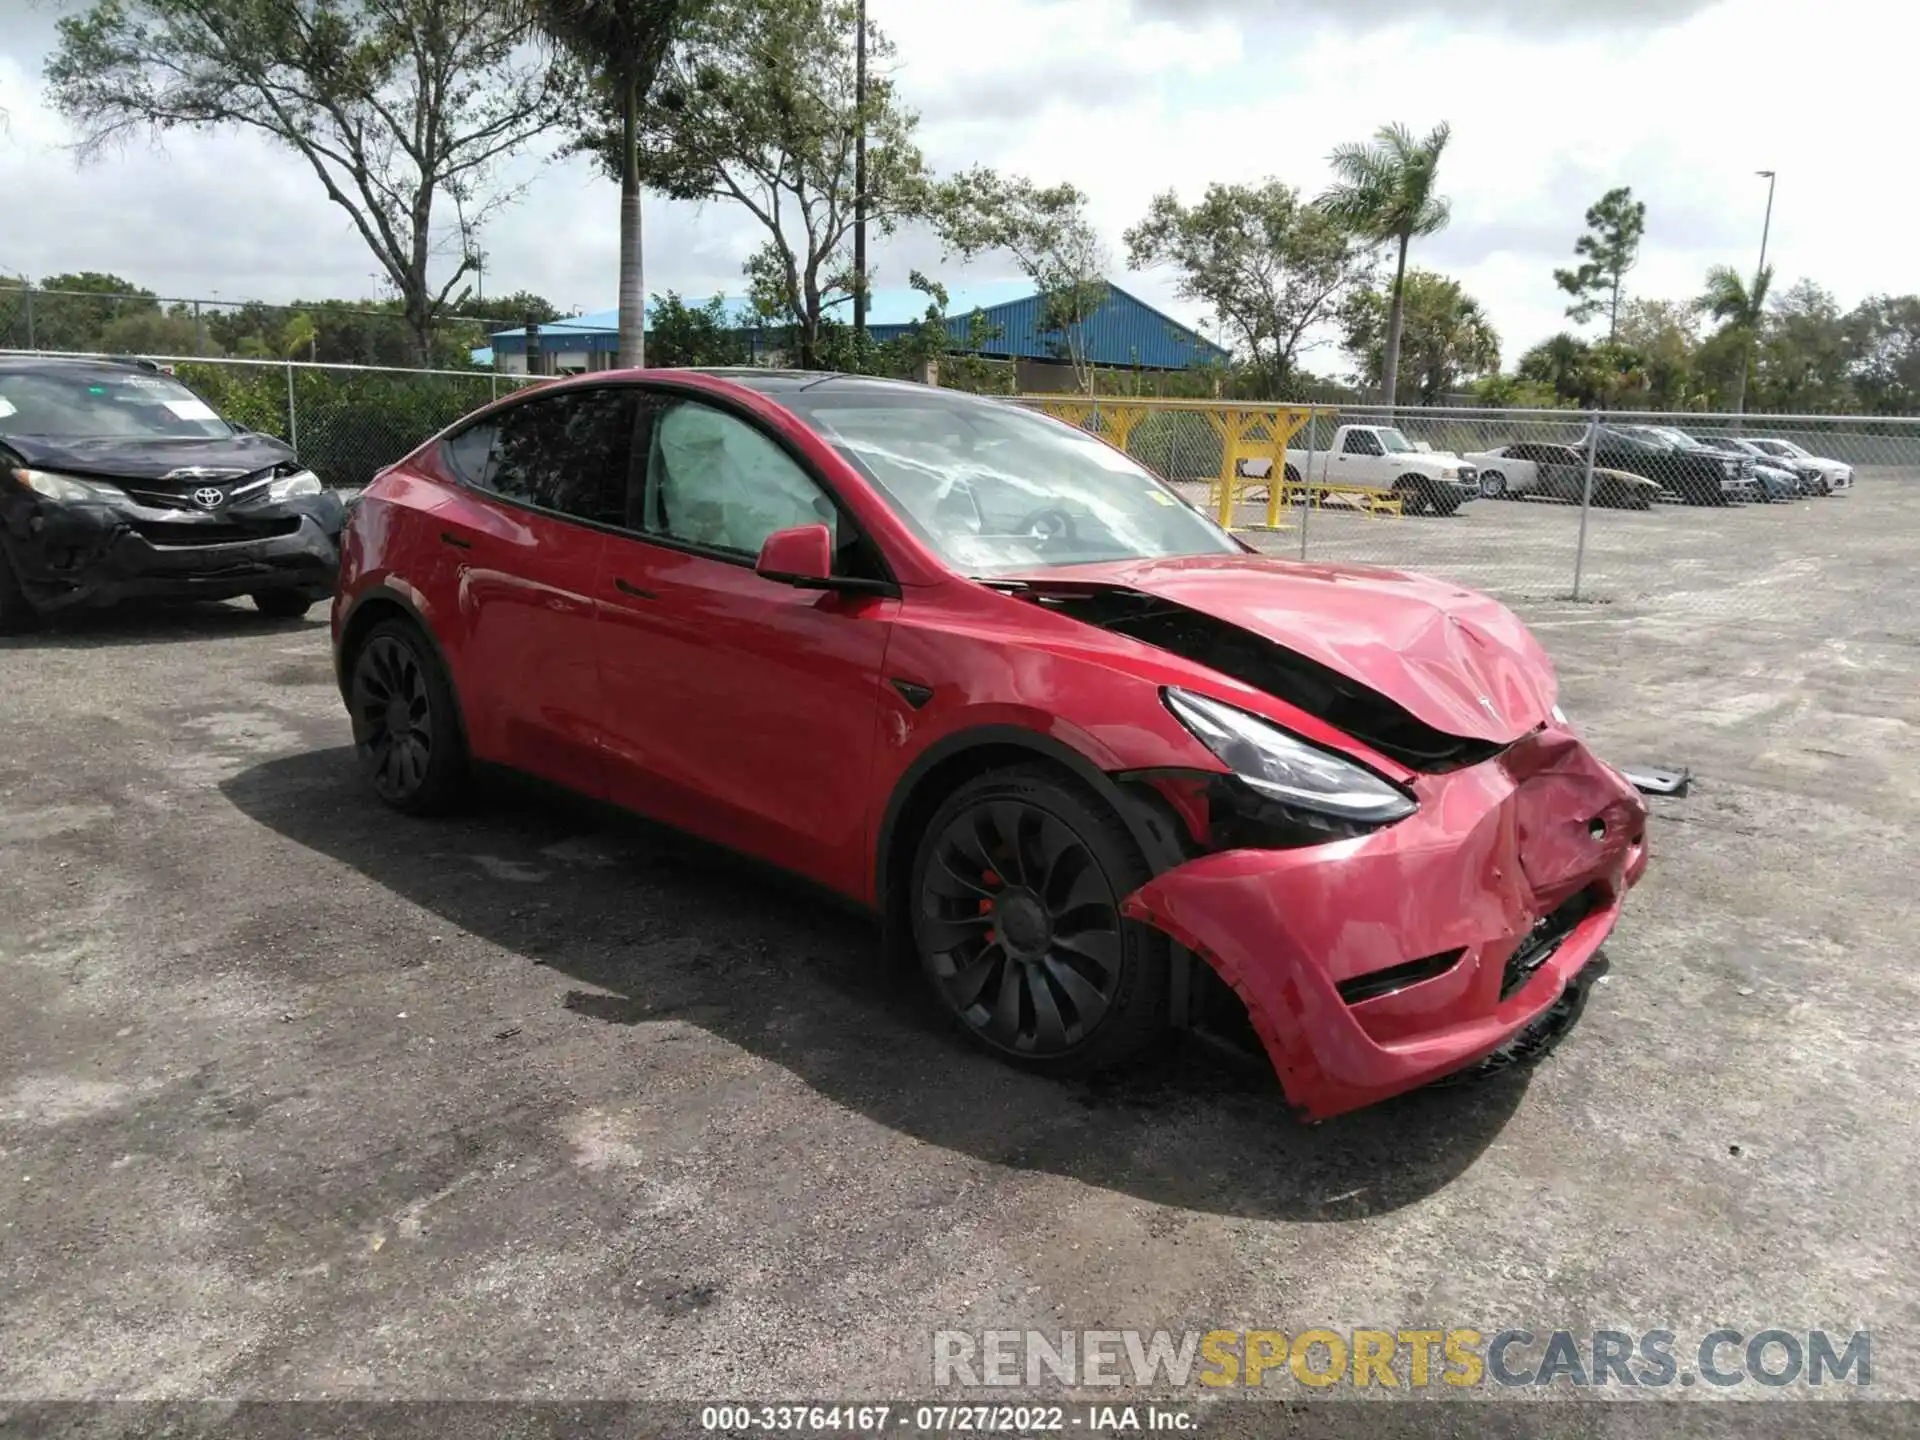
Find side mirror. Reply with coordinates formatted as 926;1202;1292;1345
755;523;834;587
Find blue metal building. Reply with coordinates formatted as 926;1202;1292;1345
474;281;1229;374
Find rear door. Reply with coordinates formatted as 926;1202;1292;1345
432;385;640;796
594;393;899;897
1519;444;1575;498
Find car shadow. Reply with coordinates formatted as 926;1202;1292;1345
220;747;1535;1222
0;599;325;649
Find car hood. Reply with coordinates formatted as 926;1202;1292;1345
1003;553;1556;743
0;431;297;483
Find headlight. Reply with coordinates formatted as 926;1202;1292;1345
1439;467;1459;479
9;467;132;505
1164;688;1416;825
1551;703;1569;726
264;468;323;501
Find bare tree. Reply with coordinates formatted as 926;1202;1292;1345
47;0;573;363
938;171;1110;393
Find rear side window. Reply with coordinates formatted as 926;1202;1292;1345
443;387;638;528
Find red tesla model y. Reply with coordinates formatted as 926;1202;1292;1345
331;370;1649;1119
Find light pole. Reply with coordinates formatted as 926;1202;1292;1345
852;0;869;344
1734;169;1776;420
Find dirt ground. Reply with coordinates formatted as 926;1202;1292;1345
2;477;1917;1430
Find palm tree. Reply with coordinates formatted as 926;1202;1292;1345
1697;262;1775;415
1318;122;1453;409
524;0;706;367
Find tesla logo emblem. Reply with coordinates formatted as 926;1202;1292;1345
191;487;226;510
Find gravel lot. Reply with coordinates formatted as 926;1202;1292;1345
3;478;1917;1430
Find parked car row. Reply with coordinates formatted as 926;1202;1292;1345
1250;420;1857;519
1468;424;1855;509
3;353;1652;1123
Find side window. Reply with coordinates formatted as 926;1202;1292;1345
1343;429;1383;457
445;388;638;528
644;400;838;559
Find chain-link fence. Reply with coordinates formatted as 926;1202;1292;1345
8;349;1915;637
1020;395;1920;634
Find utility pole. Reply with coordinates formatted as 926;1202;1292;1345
852;0;869;343
1735;169;1776;421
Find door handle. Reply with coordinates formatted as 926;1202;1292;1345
439;531;473;550
614;578;656;600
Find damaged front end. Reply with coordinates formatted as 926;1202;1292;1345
1006;564;1650;1120
1;460;344;613
1117;728;1646;1120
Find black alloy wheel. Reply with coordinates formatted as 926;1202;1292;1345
348;620;464;813
911;767;1167;1072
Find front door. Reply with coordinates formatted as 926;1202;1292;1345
1335;427;1389;487
595;395;898;897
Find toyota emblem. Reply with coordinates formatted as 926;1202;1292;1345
191;487;226;510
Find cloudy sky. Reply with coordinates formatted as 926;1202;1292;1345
0;0;1911;373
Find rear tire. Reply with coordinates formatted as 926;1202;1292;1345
252;589;316;619
345;618;467;815
909;764;1169;1075
0;544;38;635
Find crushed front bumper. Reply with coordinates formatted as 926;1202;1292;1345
2;493;343;612
1123;724;1649;1121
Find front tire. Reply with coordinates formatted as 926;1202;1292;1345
1480;470;1508;499
909;765;1169;1074
346;619;467;815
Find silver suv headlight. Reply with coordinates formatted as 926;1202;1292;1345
1164;688;1417;824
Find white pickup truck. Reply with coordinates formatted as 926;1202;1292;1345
1253;423;1480;516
